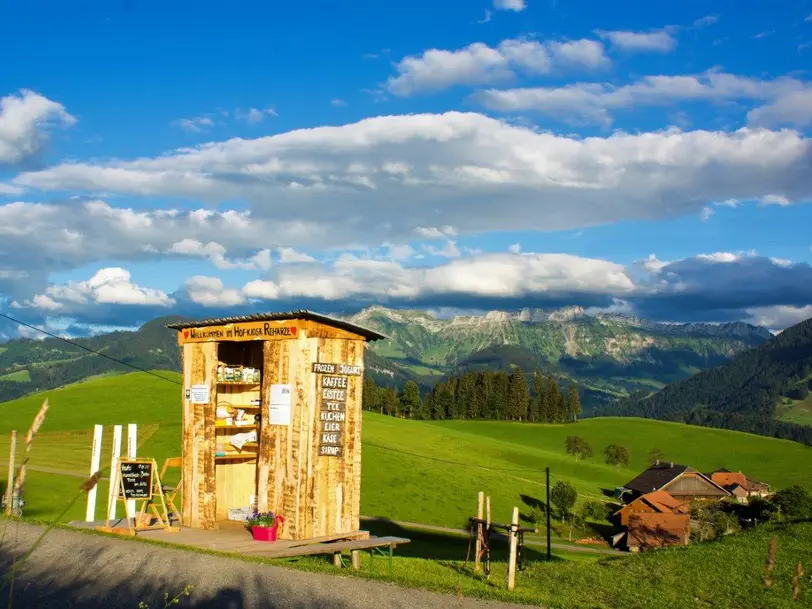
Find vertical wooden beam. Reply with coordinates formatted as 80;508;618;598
507;506;519;591
486;495;491;529
351;549;361;571
181;343;193;527
4;430;16;516
474;491;484;573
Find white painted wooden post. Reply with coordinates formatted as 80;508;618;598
126;424;137;517
507;506;519;591
85;425;103;522
106;425;122;520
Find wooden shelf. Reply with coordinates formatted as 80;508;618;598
215;454;258;460
215;424;258;431
217;381;261;386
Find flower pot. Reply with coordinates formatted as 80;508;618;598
251;525;278;542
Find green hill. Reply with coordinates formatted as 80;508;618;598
1;372;810;528
0;305;772;408
604;316;812;445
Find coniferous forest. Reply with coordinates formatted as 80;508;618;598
362;368;582;422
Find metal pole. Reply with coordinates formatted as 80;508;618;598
546;466;551;561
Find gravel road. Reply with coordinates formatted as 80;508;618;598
0;521;533;609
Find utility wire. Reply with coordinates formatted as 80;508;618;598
0;311;182;386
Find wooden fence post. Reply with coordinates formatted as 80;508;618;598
474;491;484;573
4;431;17;516
507;506;519;591
486;495;491;529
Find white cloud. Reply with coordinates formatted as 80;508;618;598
700;206;714;221
595;28;677;53
277;247;316;263
693;15;719;28
185;276;245;307
474;70;812;127
15;267;174;311
415;226;457;239
386;37;609;96
167;238;273;270
0;183;24;196
173;116;215;132
746;305;812;331
236;107;278;124
423;240;462;258
508;243;521;253
760;194;792;206
236;251;635;304
747;89;812;128
806;13;812;22
0;89;76;165
331;99;347;107
7;111;812;294
493;0;526;11
478;9;492;24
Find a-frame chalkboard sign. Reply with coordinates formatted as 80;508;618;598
96;458;179;536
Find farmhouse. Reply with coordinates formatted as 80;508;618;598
626;512;691;553
614;489;689;527
620;461;731;507
708;468;771;502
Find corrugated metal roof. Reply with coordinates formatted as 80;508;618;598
622;463;690;494
165;310;387;341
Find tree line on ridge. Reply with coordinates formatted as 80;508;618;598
362;368;582;422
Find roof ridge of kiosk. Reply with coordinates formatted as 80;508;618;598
165;309;387;341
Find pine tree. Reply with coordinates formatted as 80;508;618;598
508;368;530;421
381;387;399;416
477;372;492;419
548;377;562;422
531;371;545;422
362;377;380;413
399;381;422;419
433;383;454;420
421;391;434;421
538;375;552;422
568;383;582;422
454;373;474;419
489;371;509;420
468;372;487;419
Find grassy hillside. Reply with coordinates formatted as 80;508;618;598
1;372;810;529
605;316;812;445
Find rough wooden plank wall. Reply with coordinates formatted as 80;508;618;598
181;341;218;529
255;326;365;540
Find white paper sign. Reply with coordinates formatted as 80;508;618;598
190;384;210;404
269;384;292;425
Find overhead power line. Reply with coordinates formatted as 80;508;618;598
0;312;182;386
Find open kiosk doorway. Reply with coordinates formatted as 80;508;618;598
215;340;263;522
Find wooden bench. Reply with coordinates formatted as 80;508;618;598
270;535;411;574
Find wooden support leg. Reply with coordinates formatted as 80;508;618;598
351;550;361;571
474;491;484;573
333;552;342;568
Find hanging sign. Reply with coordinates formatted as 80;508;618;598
269;383;292;426
178;320;304;344
312;362;358;457
190;384;210;404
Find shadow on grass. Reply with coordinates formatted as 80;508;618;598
359;517;557;564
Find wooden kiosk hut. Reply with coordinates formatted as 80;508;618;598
166;311;386;541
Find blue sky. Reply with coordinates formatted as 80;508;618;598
1;0;812;338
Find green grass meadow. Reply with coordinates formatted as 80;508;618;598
1;371;811;528
2;372;812;607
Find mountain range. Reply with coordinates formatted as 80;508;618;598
2;305;810;443
1;305;771;407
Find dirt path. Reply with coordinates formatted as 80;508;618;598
1;521;530;609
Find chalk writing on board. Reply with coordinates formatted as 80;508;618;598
120;461;153;500
311;362;362;376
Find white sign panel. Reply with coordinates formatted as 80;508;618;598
190;384;210;404
269;383;292;426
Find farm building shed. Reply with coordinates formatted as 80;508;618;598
620;461;731;507
614;490;688;527
167;311;386;540
626;513;690;552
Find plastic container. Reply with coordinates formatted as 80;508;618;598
251;525;278;542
